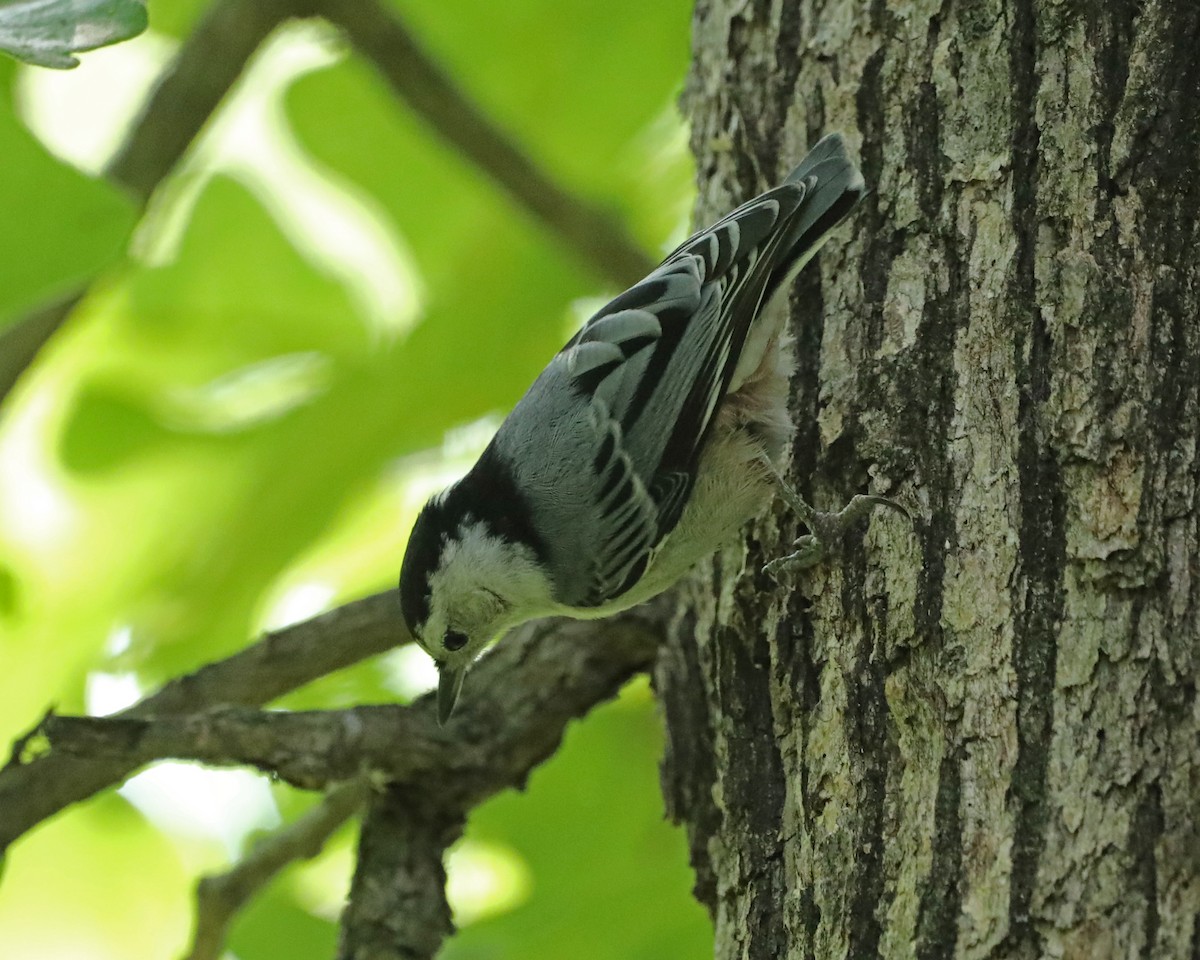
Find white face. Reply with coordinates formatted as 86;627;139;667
415;519;555;721
417;574;507;668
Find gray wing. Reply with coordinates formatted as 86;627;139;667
491;135;863;607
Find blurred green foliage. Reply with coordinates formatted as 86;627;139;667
0;0;710;957
0;59;135;328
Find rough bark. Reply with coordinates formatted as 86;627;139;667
338;786;458;960
656;1;1200;959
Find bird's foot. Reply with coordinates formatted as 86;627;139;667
763;464;908;581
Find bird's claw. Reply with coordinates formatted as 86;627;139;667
762;466;909;580
764;535;824;581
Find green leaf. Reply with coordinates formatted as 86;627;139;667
285;0;695;449
0;0;148;69
127;177;371;363
49;175;383;678
144;0;208;39
286;56;603;438
386;0;692;201
59;380;165;472
0;6;698;957
230;881;338;960
0;90;136;329
0;561;19;618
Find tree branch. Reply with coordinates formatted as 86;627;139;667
43;611;662;960
338;786;456;960
0;590;402;852
185;778;369;960
332;610;667;960
314;0;655;288
0;295;80;408
38;609;664;960
43;612;663;807
45;704;435;789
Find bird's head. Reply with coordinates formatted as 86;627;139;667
398;487;551;722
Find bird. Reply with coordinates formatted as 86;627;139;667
398;133;902;723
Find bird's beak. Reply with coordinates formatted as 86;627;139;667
437;664;466;725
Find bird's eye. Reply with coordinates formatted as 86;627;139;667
443;630;468;652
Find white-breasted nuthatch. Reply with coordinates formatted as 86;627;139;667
399;134;902;722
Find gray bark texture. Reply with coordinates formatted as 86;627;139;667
655;1;1200;959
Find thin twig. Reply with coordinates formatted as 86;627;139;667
316;0;655;287
186;778;369;960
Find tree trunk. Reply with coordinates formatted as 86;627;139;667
656;1;1200;958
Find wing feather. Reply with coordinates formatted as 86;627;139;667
555;189;803;604
489;135;865;608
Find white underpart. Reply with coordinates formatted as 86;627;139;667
610;325;794;610
729;226;836;394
